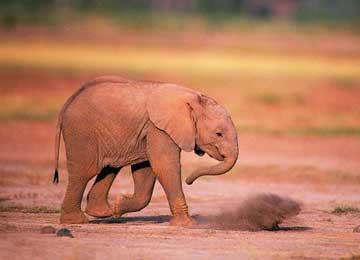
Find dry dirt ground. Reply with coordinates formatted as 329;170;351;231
0;121;359;260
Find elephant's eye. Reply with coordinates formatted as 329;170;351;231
216;132;223;137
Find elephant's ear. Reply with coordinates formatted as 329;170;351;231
147;84;200;152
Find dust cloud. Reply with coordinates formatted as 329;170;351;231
198;193;301;231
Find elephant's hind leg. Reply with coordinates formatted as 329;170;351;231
114;161;156;217
85;166;121;218
60;163;96;224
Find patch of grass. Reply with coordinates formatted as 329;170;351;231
0;109;58;121
236;125;360;136
334;77;360;90
341;254;360;260
0;204;60;214
253;93;282;105
331;205;360;215
294;126;360;136
0;98;59;121
0;41;359;79
0;197;10;202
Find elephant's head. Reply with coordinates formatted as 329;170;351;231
147;84;239;185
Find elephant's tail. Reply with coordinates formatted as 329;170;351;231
53;107;63;184
53;90;74;184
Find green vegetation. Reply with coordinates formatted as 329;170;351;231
0;98;60;122
341;255;360;260
0;197;10;202
331;205;360;215
0;204;60;213
333;77;360;90
236;126;360;137
0;42;359;79
297;127;360;136
252;93;282;105
0;107;59;122
1;0;359;30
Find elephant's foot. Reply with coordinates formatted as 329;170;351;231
113;193;153;218
60;210;89;224
170;215;197;227
85;201;113;218
112;195;128;218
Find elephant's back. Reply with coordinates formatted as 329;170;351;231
63;81;153;123
62;81;154;144
61;77;194;124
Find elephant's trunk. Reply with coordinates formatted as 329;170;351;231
185;144;238;185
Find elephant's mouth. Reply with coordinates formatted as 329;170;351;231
210;149;225;161
205;146;225;161
194;145;205;157
195;145;225;161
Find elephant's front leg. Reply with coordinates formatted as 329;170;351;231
147;127;196;227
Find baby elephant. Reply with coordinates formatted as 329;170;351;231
54;76;239;226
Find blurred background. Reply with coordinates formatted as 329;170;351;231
1;0;360;186
0;0;359;135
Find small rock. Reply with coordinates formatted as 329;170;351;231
56;228;74;238
41;226;56;234
353;225;360;233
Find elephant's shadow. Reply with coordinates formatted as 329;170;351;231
90;215;311;232
90;215;171;225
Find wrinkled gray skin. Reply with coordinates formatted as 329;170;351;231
54;76;239;226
